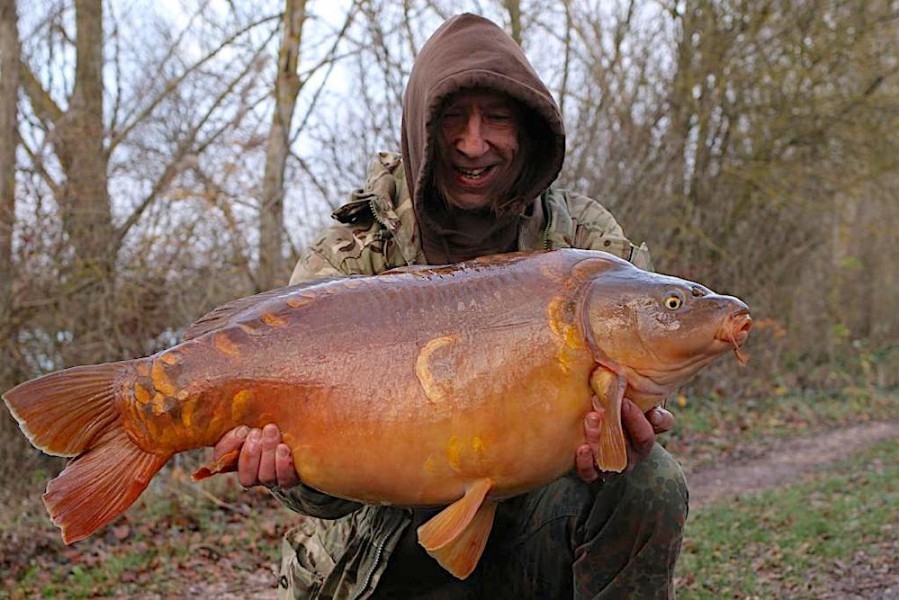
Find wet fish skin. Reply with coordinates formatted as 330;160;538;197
2;249;751;579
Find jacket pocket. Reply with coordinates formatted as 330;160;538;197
278;518;340;599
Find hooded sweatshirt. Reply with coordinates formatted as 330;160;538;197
401;13;566;263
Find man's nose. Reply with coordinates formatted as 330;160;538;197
456;113;489;158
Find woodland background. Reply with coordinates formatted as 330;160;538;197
0;0;897;590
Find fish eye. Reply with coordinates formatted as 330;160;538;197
663;293;684;310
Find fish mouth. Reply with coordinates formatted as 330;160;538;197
718;308;752;365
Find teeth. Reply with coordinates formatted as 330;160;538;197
457;167;488;177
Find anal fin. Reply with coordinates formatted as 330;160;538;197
591;367;628;472
417;477;496;579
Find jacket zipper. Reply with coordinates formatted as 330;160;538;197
541;194;553;250
368;195;422;266
351;535;387;600
368;196;390;230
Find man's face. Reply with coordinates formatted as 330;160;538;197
434;90;521;211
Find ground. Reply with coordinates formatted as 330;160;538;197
4;414;898;598
687;419;899;509
683;419;899;600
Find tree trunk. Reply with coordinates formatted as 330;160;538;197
57;0;113;276
503;0;522;45
51;0;115;364
0;0;20;388
258;0;307;291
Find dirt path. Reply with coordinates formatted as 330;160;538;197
683;420;899;599
686;419;899;508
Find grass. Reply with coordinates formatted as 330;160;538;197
2;465;291;599
664;386;899;470
676;438;899;598
17;549;162;599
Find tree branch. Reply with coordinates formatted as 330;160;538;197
108;13;281;152
18;60;64;127
111;27;278;254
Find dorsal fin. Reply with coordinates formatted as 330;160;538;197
382;264;438;275
182;276;347;341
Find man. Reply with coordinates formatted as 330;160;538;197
215;13;685;599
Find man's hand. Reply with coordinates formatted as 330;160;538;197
575;400;675;483
213;423;301;489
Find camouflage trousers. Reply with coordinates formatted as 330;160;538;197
370;444;688;599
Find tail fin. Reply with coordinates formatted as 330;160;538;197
3;363;171;544
44;428;169;543
4;364;123;456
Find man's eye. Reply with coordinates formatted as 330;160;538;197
488;113;511;121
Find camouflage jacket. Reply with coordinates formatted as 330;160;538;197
290;152;652;284
273;151;652;599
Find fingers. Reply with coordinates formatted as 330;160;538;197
576;411;602;483
621;399;655;461
238;428;263;487
214;426;249;461
576;402;673;479
584;411;602;449
647;406;675;435
233;424;300;489
256;424;280;487
576;444;599;482
275;444;300;488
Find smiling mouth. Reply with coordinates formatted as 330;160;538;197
455;165;495;180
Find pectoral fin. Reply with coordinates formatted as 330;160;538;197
590;367;628;472
417;477;496;579
191;449;240;481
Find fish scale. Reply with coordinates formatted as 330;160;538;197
2;248;751;580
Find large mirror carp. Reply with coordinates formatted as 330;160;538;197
4;249;751;579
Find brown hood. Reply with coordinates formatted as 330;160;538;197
402;13;566;263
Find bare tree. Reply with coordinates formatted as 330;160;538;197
4;0;897;393
0;0;23;480
14;0;127;364
502;0;522;44
258;0;308;291
258;0;362;289
11;1;289;365
644;0;899;385
0;0;20;389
